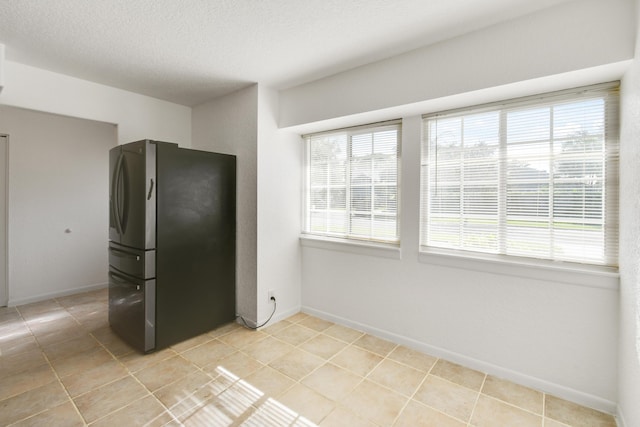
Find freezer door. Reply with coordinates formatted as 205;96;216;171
108;242;155;280
108;267;155;353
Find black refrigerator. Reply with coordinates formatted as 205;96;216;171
108;139;236;353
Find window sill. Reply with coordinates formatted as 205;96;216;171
300;234;401;259
418;247;619;290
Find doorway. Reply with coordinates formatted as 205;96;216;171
0;135;6;306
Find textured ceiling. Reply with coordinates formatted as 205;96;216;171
0;0;572;106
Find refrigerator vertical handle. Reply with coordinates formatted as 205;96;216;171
112;152;125;236
147;178;154;201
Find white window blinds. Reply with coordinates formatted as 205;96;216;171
304;121;401;243
420;83;619;267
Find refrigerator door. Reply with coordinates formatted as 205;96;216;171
108;267;156;353
108;140;157;250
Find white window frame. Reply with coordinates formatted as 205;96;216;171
419;83;620;276
301;120;401;249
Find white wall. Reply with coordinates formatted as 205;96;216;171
0;61;191;145
617;1;640;425
256;86;302;324
191;85;258;323
284;0;634;413
0;106;116;304
0;60;192;304
280;0;634;130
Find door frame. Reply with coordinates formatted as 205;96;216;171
0;134;8;306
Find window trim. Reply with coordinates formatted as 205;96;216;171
302;119;402;244
418;246;619;290
419;82;619;268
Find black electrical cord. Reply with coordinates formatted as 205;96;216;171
238;297;276;330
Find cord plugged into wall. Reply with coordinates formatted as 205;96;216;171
237;290;277;330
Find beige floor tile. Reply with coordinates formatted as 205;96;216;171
90;326;135;357
0;334;39;358
42;333;99;361
301;363;362;401
208;351;264;379
8;401;85;427
218;327;268;349
395;400;466;427
298;316;334;332
299;334;347;360
353;334;397;357
90;394;167;427
49;346;114;378
216;379;265;418
544;418;571;427
26;312;77;335
471;395;542;427
0;381;69;426
344;379;407;426
243;336;296;364
17;300;63;319
368;358;426;397
73;375;148;423
430;359;486;391
180;399;239;426
134;355;198;392
320;406;377;427
271;323;319;346
278;383;335;424
207;321;242;338
545;395;616;427
331;345;383;377
243;397;299;426
260;319;292;335
482;375;543;414
0;348;47;378
269;348;325;381
388;345;438;372
181;338;236;367
119;347;177;372
34;323;88;348
169;375;235;420
286;312;310;323
170;333;213;353
323;323;364;344
244;366;296;398
0;307;20;324
154;370;215;409
61;359;129;397
413;375;478;422
0;362;57;401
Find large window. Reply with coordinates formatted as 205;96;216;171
420;83;619;267
303;121;400;244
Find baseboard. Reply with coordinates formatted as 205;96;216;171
302;305;618;415
616;405;628;427
8;282;108;307
236;304;300;330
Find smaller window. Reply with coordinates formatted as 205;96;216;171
303;121;401;244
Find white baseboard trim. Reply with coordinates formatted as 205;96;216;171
302;305;618;415
8;282;108;307
616;405;628;427
236;304;300;330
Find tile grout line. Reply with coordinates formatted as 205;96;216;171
466;373;488;427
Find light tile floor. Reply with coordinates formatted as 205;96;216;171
0;289;617;426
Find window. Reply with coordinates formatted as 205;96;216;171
303;121;400;244
420;83;619;267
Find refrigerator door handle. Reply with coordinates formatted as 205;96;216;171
119;155;129;234
147;178;154;201
113;153;124;236
109;246;141;261
111;152;125;236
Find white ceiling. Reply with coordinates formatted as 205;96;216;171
0;0;573;106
